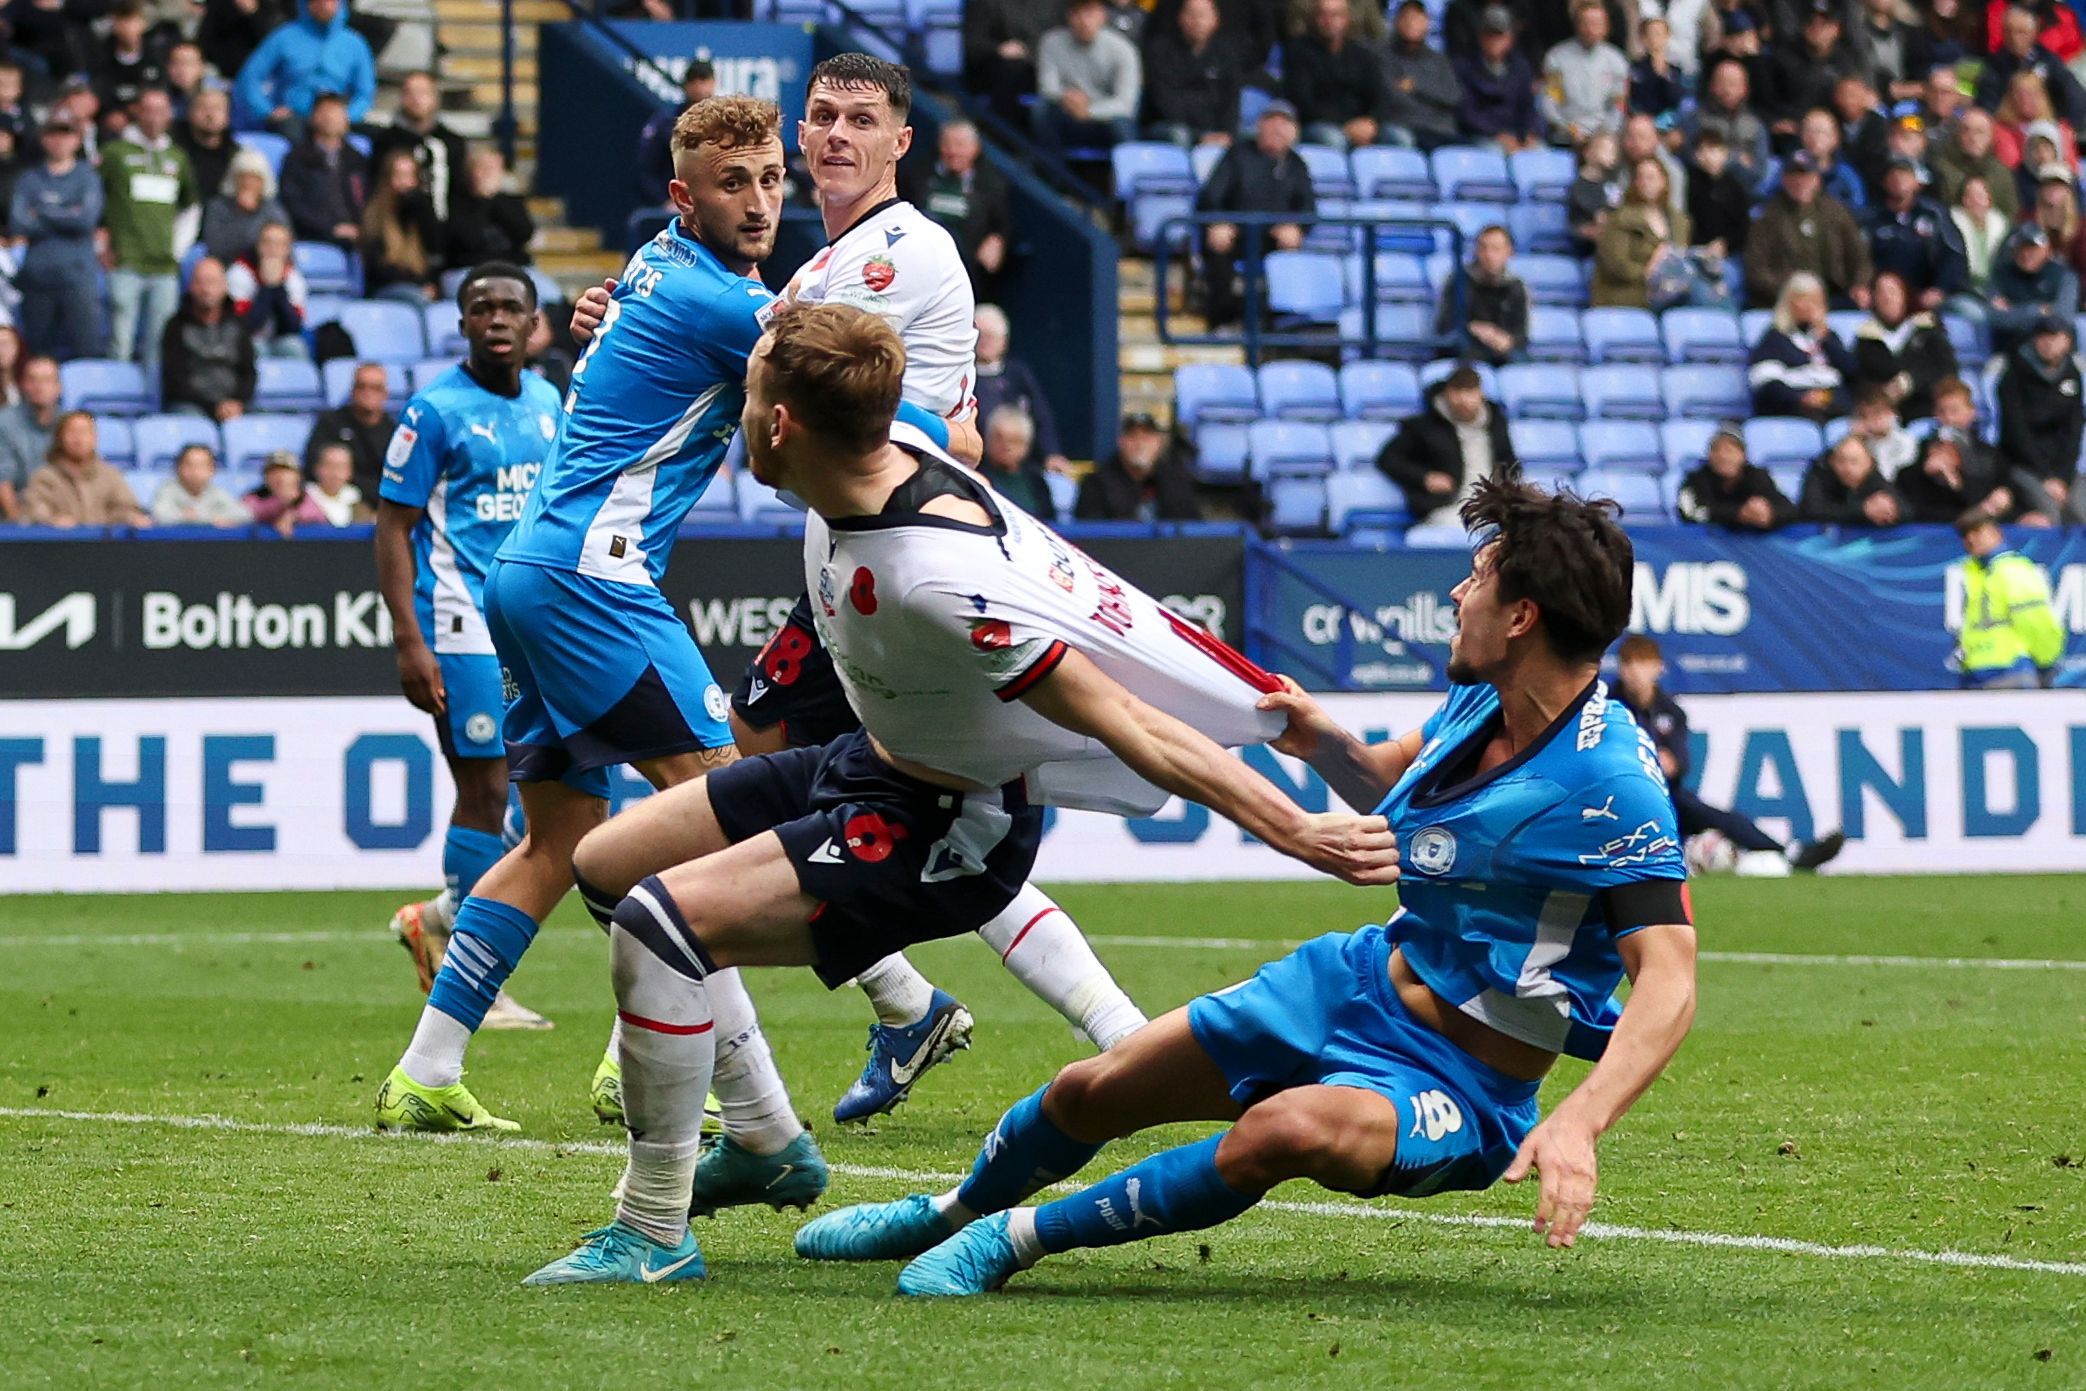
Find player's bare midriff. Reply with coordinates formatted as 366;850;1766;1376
1390;946;1558;1082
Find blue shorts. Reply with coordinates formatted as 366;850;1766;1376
1187;925;1541;1199
483;557;732;797
706;730;1043;988
431;650;506;761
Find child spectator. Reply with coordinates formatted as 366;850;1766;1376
1846;386;1919;478
307;441;369;524
151;442;249;526
247;450;329;534
227;220;310;359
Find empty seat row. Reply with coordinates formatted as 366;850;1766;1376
89;411;314;473
1113;142;1576;208
61;351;479;418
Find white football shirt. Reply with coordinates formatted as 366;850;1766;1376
784;198;978;421
804;448;1283;815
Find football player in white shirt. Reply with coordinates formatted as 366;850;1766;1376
572;55;1148;1149
521;303;1398;1287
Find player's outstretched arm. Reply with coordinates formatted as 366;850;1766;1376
569;279;616;343
1021;648;1400;886
1256;676;1422;811
1502;923;1697;1248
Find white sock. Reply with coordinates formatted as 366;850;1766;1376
855;954;937;1028
420;889;456;935
606;1015;623;1061
932;1190;978;1227
706;968;803;1155
609;924;714;1247
1004;1206;1044;1265
978;885;1146;1051
399;1005;471;1088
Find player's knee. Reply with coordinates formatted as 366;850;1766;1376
570;823;628;901
1216;1095;1349;1192
1041;1053;1135;1140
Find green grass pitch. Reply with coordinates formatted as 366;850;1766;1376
3;877;2084;1390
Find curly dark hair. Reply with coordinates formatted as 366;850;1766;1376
808;52;912;119
1459;474;1635;663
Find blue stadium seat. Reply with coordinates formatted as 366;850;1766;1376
303;295;348;330
1349;145;1435;200
1330;418;1395;471
1739;308;1773;348
1264;251;1347;322
222;412;316;472
294;241;357;297
1344;252;1432;304
1044;470;1078;518
242;131;291;178
420;302;466;358
1575;467;1670;521
1580;307;1664;364
1246;419;1335;478
685;472;737;522
1525;305;1586;363
1581;364;1666;419
1111;142;1193;203
254;357;325;413
1418;359;1497;395
1338;360;1421;419
1403;519;1472;547
1257;360;1342;421
1662;364;1748;419
1520;465;1581;496
737;477;804;527
133;414;223;471
1336;305;1435;361
1266;475;1329;534
1765;462;1806;500
1507;418;1581;472
1325;470;1410;538
322;358;407;411
1578;419;1665;473
1744;416;1825;472
410;358;454;394
336;300;428;363
1430;145;1515;203
1349;198;1436;255
1944;313;1987;368
1505;201;1571;255
1435;200;1498;247
1822;415;1852;446
60;358;151;415
1174;364;1259;433
1825;310;1865;344
1660;307;1746;364
1497;362;1582;420
1517;254;1587;307
1303;196;1358;253
125;465;172;510
98;418;135;468
1189;142;1225;186
1508;146;1576;203
1189;422;1251;485
1295;144;1356;198
1131;188;1196;250
1660;419;1718;473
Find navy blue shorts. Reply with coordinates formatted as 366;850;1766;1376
729;593;860;749
483;557;732;797
706;730;1042;987
1188;925;1541;1199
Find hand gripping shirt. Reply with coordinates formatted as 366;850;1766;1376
378;362;564;655
498;218;768;585
804;448;1282;814
1379;679;1690;1061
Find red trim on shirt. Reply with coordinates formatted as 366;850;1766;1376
994;640;1068;702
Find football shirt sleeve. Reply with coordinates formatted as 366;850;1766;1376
378;397;446;508
1515;767;1690;934
904;576;1078;703
700;278;775;382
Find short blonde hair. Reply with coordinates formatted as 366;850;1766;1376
673;95;783;153
761;302;905;453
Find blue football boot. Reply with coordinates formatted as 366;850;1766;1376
521;1221;705;1287
794;1194;954;1262
690;1131;830;1217
832;990;974;1124
896;1212;1027;1296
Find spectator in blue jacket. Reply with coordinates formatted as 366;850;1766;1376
1864;155;1968;309
1749;271;1860;421
1452;5;1537;151
1983;222;2081;353
234;0;375;133
9;113;104;361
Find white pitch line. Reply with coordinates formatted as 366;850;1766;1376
2;930;2085;974
3;1105;2083;1279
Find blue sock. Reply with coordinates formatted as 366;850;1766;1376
1032;1134;1256;1254
426;897;540;1031
442;825;505;901
955;1085;1105;1214
500;793;526;852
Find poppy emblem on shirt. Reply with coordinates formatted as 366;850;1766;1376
850;566;878;615
843;812;908;863
969;618;1012;651
862;255;897;292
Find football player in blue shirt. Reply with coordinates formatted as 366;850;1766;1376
375;261;563;1034
796;476;1701;1292
373;97;789;1135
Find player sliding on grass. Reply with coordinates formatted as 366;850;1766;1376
520;302;1399;1286
795;475;1700;1294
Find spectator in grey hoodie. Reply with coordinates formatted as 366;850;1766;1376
1034;0;1142;155
1539;0;1629;146
151;443;250;527
10;114;105;361
1381;0;1460;150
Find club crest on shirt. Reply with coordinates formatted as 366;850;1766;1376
862;255;897;292
1409;825;1457;876
818;566;838;617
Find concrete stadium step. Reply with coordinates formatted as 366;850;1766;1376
433;0;568;20
526;195;565;219
532;224;603;254
471;80;538;109
448;52;535;82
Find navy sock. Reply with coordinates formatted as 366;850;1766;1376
442;825;505;901
427;896;539;1031
955;1085;1105;1214
1032;1134;1256;1254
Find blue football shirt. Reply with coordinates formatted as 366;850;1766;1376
1378;679;1687;1061
379;363;564;656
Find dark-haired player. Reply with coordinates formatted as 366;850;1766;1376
376;261;559;1035
800;477;1701;1294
